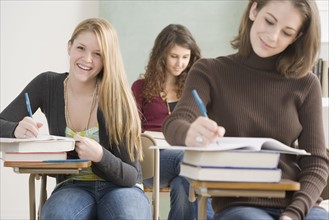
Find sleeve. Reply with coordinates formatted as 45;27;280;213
91;110;141;186
282;76;329;219
162;58;216;145
131;79;144;114
0;73;47;137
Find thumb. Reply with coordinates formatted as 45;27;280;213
37;122;43;128
74;134;83;142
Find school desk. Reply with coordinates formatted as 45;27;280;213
188;179;300;220
4;160;91;220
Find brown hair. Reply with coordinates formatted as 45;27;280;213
143;24;201;102
231;0;321;78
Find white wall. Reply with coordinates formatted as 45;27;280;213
0;1;99;219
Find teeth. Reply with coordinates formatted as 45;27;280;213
78;64;91;71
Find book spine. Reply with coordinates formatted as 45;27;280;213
322;60;328;97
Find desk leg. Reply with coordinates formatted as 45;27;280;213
29;174;36;220
38;175;47;220
197;195;207;220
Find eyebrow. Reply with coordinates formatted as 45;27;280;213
267;13;298;32
77;42;101;53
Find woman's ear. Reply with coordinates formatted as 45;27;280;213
249;2;258;21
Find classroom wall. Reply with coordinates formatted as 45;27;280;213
0;1;99;219
1;1;328;219
100;1;247;84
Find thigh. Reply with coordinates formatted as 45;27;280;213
159;149;184;184
214;206;275;220
41;181;97;220
305;207;329;220
97;186;151;220
144;149;184;188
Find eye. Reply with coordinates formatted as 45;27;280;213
77;46;84;50
265;18;274;25
95;52;101;57
282;31;293;37
170;54;178;58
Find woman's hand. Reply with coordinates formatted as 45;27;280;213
74;135;103;162
14;116;43;138
279;215;293;220
185;116;225;147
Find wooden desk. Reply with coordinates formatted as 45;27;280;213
4;161;91;220
188;179;300;220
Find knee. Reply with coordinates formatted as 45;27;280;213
170;176;190;197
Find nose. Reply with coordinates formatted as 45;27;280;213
176;58;184;67
85;52;93;63
269;27;280;43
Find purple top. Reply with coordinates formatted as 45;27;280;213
131;79;171;132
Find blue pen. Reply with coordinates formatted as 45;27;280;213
192;89;220;145
25;92;33;117
192;89;208;117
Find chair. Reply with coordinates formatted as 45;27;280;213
140;133;171;220
140;133;160;219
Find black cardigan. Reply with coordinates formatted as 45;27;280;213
0;71;142;186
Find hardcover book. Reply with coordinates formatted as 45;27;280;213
2;151;67;162
0;135;75;153
183;150;280;169
180;163;282;183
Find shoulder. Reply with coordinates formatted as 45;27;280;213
299;72;322;94
131;78;145;91
33;71;67;83
193;55;234;69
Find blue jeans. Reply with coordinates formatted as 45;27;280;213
41;180;151;220
144;149;214;220
214;206;329;220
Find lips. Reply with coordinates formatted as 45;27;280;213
260;38;274;49
77;63;92;71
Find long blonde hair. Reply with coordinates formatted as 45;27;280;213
69;18;142;161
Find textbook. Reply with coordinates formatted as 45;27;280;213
153;137;310;155
0;135;75;153
2;151;67;162
180;163;282;183
183;150;280;169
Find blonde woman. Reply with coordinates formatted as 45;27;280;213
0;18;151;219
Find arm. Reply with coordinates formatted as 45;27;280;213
89;110;141;187
163;58;221;145
282;76;329;219
131;79;144;115
0;73;46;137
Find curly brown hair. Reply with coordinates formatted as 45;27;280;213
143;24;201;102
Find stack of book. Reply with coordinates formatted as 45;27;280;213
0;135;75;162
154;137;310;183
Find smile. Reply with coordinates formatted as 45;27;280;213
77;63;92;71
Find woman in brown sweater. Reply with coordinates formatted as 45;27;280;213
162;0;329;219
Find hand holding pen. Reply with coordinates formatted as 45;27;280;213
184;89;225;147
13;92;43;138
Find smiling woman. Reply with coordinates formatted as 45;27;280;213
0;18;151;220
162;0;329;220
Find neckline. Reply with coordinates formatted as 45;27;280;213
236;50;280;72
64;77;98;132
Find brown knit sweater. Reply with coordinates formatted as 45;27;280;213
162;52;329;219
